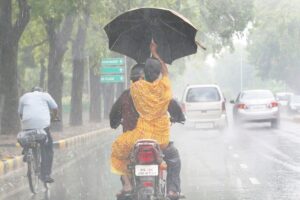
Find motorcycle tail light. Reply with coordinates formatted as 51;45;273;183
143;181;154;187
137;145;155;164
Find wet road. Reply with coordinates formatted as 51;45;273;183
4;120;300;200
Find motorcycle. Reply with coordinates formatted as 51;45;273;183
119;139;170;200
117;100;185;200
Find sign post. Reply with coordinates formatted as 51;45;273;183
100;58;126;84
100;75;124;83
101;58;125;66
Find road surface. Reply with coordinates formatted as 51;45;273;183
3;120;300;200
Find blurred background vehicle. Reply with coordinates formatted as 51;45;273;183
181;84;228;131
231;90;280;128
275;92;294;107
287;95;300;114
275;92;294;114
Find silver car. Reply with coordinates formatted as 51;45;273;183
231;90;280;128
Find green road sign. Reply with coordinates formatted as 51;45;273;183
100;66;124;74
101;58;124;66
100;75;124;83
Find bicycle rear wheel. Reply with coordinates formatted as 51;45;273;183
27;148;42;194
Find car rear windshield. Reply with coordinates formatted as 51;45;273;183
186;87;221;102
241;91;274;100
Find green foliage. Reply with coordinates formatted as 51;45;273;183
17;0;254;95
30;0;78;19
198;0;254;53
248;0;300;92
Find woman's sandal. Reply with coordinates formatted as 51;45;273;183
167;191;180;200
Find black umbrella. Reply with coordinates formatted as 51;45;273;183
104;8;200;64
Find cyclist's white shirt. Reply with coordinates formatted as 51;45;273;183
18;91;58;130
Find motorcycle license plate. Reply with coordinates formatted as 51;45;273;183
135;165;158;176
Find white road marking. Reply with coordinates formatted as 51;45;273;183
249;177;261;185
240;163;248;169
228;146;233;150
233;153;239;158
252;137;293;161
263;154;300;173
236;177;243;189
274;129;300;144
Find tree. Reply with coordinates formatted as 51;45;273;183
89;61;102;122
247;0;300;92
17;11;49;93
44;15;75;130
39;58;46;88
0;0;30;135
29;0;78;130
70;1;91;126
196;0;254;54
85;0;110;122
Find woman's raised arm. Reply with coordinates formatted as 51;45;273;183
150;41;168;76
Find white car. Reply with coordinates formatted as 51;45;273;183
181;84;228;130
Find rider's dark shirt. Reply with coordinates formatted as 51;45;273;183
109;90;185;132
109;89;138;132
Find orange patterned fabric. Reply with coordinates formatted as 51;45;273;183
111;76;172;175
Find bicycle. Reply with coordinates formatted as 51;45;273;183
18;129;48;193
27;133;47;193
18;119;60;194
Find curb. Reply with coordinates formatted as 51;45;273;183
281;116;300;123
0;127;110;176
53;127;110;149
293;116;300;123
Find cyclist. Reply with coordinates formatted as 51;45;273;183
18;86;58;183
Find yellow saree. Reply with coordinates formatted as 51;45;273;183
111;76;172;175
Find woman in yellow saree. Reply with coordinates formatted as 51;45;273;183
111;42;171;194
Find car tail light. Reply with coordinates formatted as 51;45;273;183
143;181;154;187
237;104;247;109
269;102;278;108
137;145;155;164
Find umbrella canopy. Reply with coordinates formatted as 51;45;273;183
104;8;198;64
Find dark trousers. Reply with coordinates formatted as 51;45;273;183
163;142;181;193
40;127;54;179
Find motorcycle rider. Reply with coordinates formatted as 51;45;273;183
110;63;184;199
110;64;185;132
110;63;145;133
18;86;58;183
111;41;181;199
